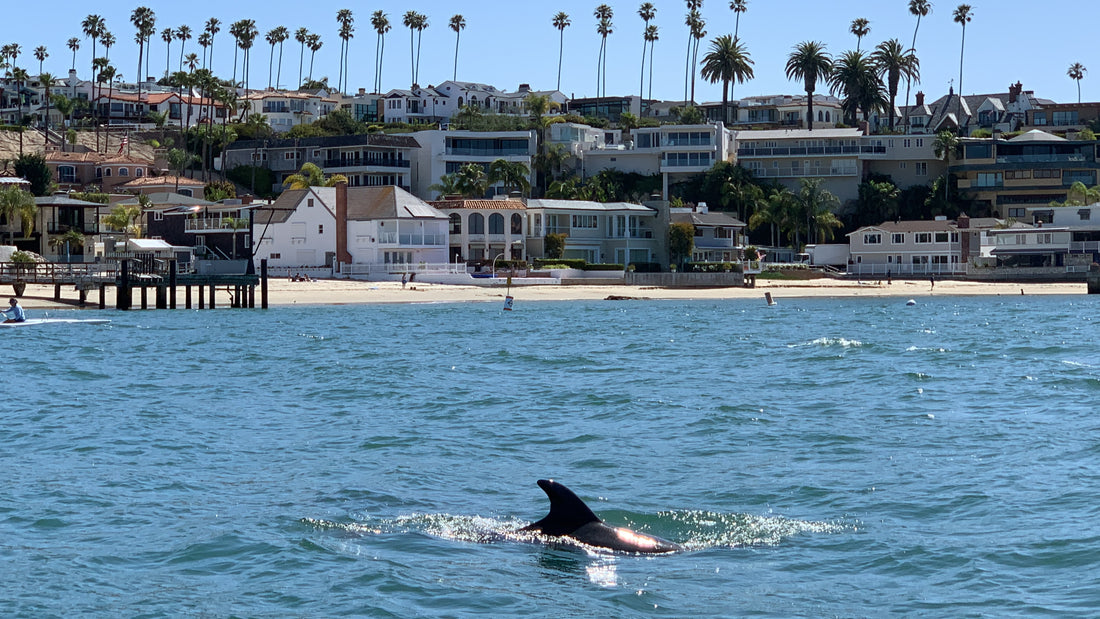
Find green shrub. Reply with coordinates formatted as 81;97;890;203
533;258;586;270
582;263;623;271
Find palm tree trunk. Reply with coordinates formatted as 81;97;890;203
596;40;603;99
557;30;564;91
639;39;647;101
807;87;815;132
453;31;460;82
269;44;275;89
958;25;966;114
903;15;922;132
298;42;304;88
684;33;692;103
309;50;316;81
648;42;655;100
409;29;415;86
166;42;171;77
415;30;424;86
277;42;284;91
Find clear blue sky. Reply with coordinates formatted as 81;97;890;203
4;1;1095;105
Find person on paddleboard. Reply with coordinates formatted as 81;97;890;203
2;298;26;323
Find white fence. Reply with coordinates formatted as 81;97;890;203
337;263;469;277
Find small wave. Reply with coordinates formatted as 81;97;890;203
789;338;864;349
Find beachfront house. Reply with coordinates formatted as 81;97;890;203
524;199;664;268
131;193;255;263
333;184;449;276
252;187;338;270
846;216;988;277
429;198;527;264
670;204;746;263
35;195;107;263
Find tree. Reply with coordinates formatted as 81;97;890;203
700;34;754;126
306;34;323;82
453;163;488;197
176;25;192;74
103;204;143;239
39;73;57;146
953;4;973;119
786;41;832;131
167;148;198;191
829;50;885;124
1058;181;1100;207
295;27;310;88
871;39;920;131
67;37;80;72
849;18;870;53
34;46;48;75
401;11;428;87
488;159;532;196
594;5;614;99
552;12;571;92
449;14;466;82
682;1;703;103
130;6;156;100
0;185;36;245
904;0;933;128
668;222;695;267
82;15;106;137
50;228;86;262
161;28;174;76
282;162;347;189
52;94;75;150
336;9;355;93
644;24;659;100
221;216;249;259
749;187;797;248
1068;63;1087;105
638;3;656;100
796;179;843;246
687;9;707;104
266;26;289;90
545;232;567;259
371;12;391;94
855;179;901;227
14;154;52;197
205;18;221;75
933;130;959;205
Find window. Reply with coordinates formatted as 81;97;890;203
934;232;949;243
449;213;462;234
975;172;1003;188
488;213;504;234
1033;112;1048;126
899;161;908;169
1005;170;1032;180
270;253;281;259
468;213;485;234
179;189;193;197
915;139;924;148
136;168;144;177
903;139;912;148
104;168;112;177
891;233;904;244
932;255;949;264
915;232;932;243
1034;170;1062;179
571;215;597;230
864;233;882;245
318;225;324;235
57;165;76;183
307;198;314;207
511;213;523;235
284;152;299;160
1079;210;1092;221
118;167;129;177
1052;111;1079;126
1008;208;1027;218
915;162;928;176
153;211;164;221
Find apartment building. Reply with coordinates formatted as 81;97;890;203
406;129;537;200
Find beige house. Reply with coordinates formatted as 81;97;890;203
429;198;527;263
846;216;1000;277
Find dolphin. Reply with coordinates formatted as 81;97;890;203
520;479;683;554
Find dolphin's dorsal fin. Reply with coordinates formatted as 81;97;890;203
522;479;601;535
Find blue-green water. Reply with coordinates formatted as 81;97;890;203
4;296;1100;617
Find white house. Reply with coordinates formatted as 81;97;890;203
253;187;338;269
846;215;1003;276
404;129;538;200
335;184;449;269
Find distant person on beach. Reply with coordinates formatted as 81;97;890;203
930;274;935;290
887;269;892;285
401;273;408;289
2;298;26;323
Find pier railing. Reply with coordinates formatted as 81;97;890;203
0;262;117;284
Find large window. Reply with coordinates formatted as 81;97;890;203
488;213;504;234
571;214;598;229
511;213;523;235
449;213;461;234
468;213;485;234
1052;111;1080;126
864;233;882;245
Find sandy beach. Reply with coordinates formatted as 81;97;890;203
7;277;1088;310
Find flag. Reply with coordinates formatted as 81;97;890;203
117;136;129;155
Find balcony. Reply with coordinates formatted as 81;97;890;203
184;218;248;233
996;154;1088;164
751;166;859;179
324;158;411;169
737;145;878;157
48;223;100;235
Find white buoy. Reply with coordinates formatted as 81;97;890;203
765;292;777;306
906;299;916;306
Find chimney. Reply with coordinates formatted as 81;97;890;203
241;194;254;205
358;88;366;95
335;181;352;265
858;120;870;136
957;214;971;257
916;91;925;107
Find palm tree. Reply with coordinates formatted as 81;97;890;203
638;3;656;100
295;28;310;88
730;0;748;39
82;14;105;127
785;41;832;132
39;72;56;144
849;18;870;53
176;26;192;74
829;50;884;124
689;12;707;104
204;18;221;75
414;13;429;87
700;34;754;126
749;187;796;248
52;94;75;150
98;64;117;153
1068;63;1087;105
552;12;571;92
953;4;973;117
161;28;174;76
336;9;355;93
237;20;259;100
266;27;289;89
131;7;156;99
67;38;80;72
871;39;920;131
933;130;959;204
454;163;488;198
371;12;391;93
682;1;703;103
33;46;48;75
282;162;347;189
198;31;211;69
644;24;659;100
91;56;109;151
230;20;244;85
100;31;115;62
488;159;532;196
306;34;323;82
403;11;418;87
796;178;843;247
904;0;933;124
0;186;35;245
594;6;614;100
449;14;466;82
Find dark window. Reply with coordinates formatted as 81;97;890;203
469;213;485;234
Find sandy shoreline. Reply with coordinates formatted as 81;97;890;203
6;277;1088;310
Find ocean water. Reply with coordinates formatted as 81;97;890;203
4;295;1100;617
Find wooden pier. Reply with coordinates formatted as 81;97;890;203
1;260;270;310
